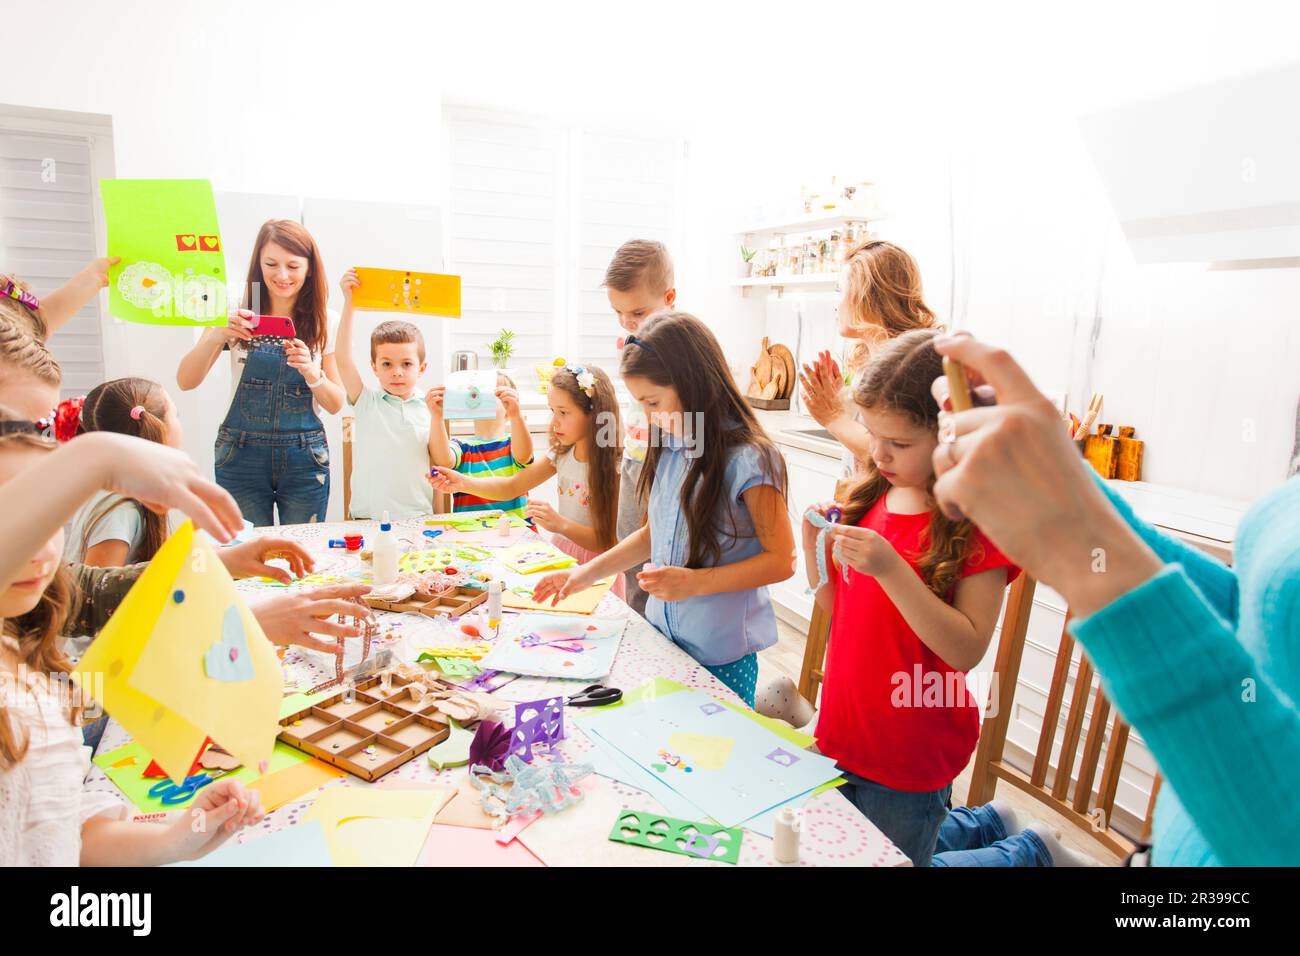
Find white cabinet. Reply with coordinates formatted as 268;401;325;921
771;443;844;623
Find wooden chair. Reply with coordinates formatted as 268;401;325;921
966;574;1159;858
342;415;354;520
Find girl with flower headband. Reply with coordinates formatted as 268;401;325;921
63;377;185;568
429;364;626;597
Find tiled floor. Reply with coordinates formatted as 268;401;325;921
761;616;1124;866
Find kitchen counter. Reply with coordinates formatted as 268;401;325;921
753;407;842;460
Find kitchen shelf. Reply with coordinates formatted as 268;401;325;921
733;274;838;297
736;209;885;237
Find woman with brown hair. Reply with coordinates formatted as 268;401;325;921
799;238;940;477
177;219;344;525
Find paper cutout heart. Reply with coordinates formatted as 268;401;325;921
176;234;197;250
204;605;256;683
199;234;221;251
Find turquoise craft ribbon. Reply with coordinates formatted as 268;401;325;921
804;511;849;595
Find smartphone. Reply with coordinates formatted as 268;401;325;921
252;315;296;339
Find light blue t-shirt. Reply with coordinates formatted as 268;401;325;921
645;433;784;667
64;490;146;563
348;385;433;519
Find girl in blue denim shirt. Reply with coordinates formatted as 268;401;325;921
533;311;795;706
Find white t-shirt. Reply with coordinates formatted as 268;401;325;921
0;665;125;866
63;490;148;564
226;309;339;409
547;445;593;526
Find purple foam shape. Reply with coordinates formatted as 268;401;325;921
765;748;800;767
469;719;512;772
682;832;720;859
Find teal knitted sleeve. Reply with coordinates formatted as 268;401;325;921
1071;566;1300;865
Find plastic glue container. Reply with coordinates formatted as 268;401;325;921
497;513;511;537
373;511;398;586
487;579;503;629
773;807;801;863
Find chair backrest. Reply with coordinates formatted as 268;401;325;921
342;415;354;520
966;574;1159;857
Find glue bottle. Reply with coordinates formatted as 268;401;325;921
773;807;801;863
374;510;398;586
497;512;511;537
487;578;503;630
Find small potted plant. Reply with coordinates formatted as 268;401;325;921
739;244;756;278
488;328;515;370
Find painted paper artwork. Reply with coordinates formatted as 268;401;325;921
480;614;625;679
352;267;461;317
444;369;500;421
100;179;228;327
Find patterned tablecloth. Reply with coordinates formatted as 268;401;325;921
86;517;909;867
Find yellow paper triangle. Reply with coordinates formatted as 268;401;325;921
73;522;281;783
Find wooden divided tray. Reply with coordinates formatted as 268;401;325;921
362;586;488;618
278;673;450;781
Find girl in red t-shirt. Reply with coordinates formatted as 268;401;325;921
802;329;1020;866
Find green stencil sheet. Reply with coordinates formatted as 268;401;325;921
608;809;743;864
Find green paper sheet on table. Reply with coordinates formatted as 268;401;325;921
93;739;313;815
100;179;228;327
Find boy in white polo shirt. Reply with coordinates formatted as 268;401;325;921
336;268;434;519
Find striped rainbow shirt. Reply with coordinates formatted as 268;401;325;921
449;434;529;516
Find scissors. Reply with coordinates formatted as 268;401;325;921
566;684;623;707
147;772;221;806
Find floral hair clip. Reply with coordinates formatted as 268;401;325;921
563;365;597;403
30;397;85;443
0;275;41;313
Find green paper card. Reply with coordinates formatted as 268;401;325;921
93;739;310;814
100;178;228;326
609;809;743;864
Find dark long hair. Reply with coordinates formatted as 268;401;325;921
242;220;329;355
77;377;170;562
549;365;622;550
621;311;786;568
840;329;978;597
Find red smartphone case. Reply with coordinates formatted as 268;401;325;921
253;315;296;338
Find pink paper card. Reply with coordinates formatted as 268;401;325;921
419;823;545;867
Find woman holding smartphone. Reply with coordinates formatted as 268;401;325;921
177;219;344;525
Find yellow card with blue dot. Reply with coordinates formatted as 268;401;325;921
73;522;281;784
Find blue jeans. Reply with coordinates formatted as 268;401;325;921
215;428;330;526
838;772;952;867
215;340;330;526
931;804;1053;867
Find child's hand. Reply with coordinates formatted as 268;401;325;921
427;465;466;492
250;584;374;654
828;525;901;578
524;500;563;533
167;779;265;862
803;500;842;538
339;268;360;304
426;386;445;420
495;386;520;417
82;255;120;288
84;432;243;543
218;536;314;582
532;566;594;606
637;563;698;601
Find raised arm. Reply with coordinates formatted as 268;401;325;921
334;270;365;404
498;386;534;465
38;257;118;335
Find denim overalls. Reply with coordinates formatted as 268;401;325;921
214;341;330;526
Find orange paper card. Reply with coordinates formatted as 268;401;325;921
352;267;461;317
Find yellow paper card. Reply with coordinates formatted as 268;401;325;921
502;575;615;615
303;787;452;866
352;267;461;317
73;522;282;783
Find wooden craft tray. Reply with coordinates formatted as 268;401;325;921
363;586;488;618
277;674;449;781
